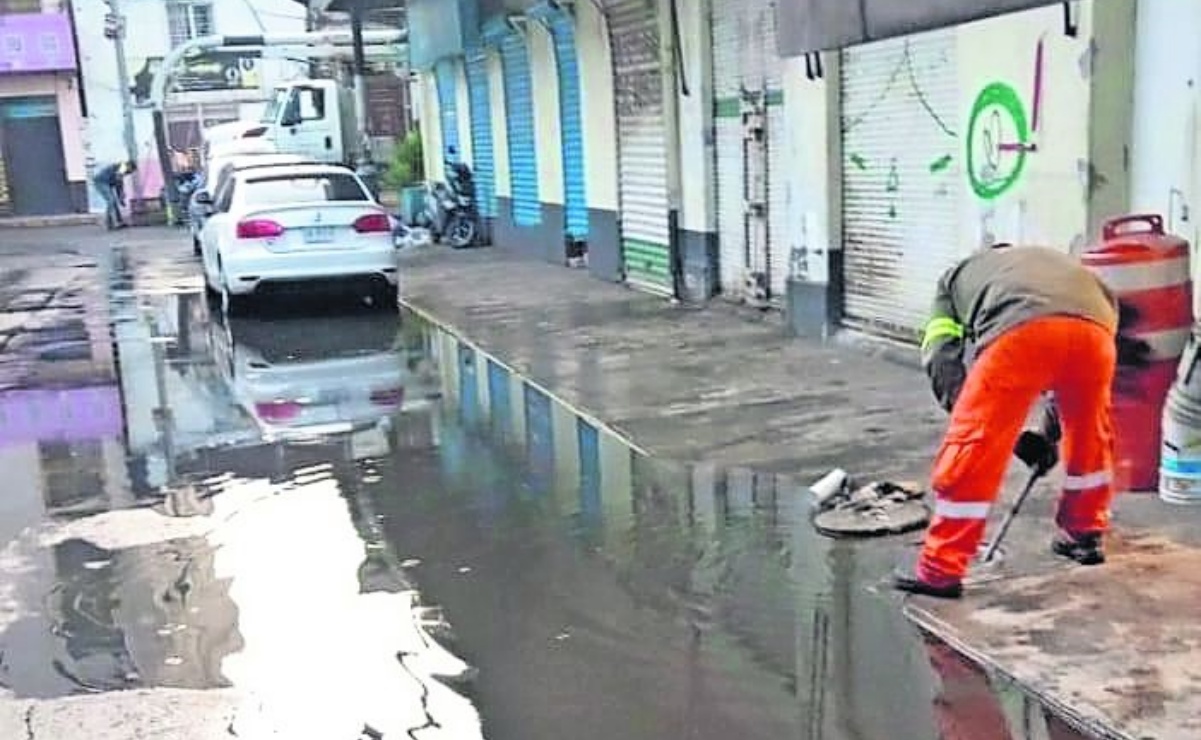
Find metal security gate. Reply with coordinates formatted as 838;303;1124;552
542;7;589;240
712;0;786;304
497;31;541;226
434;59;460;158
606;0;672;295
1;98;72;216
840;30;961;339
465;51;497;219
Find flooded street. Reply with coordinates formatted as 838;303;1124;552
0;229;1087;739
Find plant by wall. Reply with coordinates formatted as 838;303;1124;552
382;131;425;189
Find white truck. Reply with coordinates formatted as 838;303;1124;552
203;79;361;165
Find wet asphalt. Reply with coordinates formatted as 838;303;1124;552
0;227;1086;739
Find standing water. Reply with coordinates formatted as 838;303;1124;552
0;235;1090;739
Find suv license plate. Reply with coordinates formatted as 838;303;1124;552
304;226;335;244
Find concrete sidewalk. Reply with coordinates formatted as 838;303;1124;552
398;245;1201;740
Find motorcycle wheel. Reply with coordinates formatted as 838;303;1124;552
446;215;476;249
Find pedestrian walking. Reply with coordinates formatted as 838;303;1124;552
93;160;137;230
893;243;1143;599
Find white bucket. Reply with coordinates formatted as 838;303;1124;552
809;468;848;508
1159;388;1201;504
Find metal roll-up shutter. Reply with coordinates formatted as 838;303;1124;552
434;59;460;157
545;10;589;240
606;0;672;295
711;0;785;304
499;32;541;226
465;51;497;219
840;30;961;339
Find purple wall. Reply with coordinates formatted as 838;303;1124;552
0;386;123;446
0;13;77;74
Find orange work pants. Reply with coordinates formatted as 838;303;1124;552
920;316;1117;582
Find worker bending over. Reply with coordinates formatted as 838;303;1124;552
894;244;1123;599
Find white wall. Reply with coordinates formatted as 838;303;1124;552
576;0;617;212
1131;0;1201;247
487;49;511;199
782;57;839;285
528;21;564;206
674;0;715;234
75;0;305;207
418;70;445;183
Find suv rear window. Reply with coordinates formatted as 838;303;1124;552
241;173;369;205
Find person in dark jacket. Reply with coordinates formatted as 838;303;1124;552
93;161;137;230
893;244;1122;599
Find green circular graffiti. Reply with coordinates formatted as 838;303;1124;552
966;82;1031;201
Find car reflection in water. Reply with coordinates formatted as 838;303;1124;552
208;308;414;451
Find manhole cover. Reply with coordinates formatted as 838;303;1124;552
812;481;931;538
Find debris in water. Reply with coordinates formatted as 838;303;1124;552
401;558;422;568
457;566;472;574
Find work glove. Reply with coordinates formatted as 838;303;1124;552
1014;430;1058;476
1117;334;1152;369
927;355;966;414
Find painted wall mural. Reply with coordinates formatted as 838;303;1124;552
844;34;1050;215
966;38;1045;201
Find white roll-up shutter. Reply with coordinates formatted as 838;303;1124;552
840;30;961;340
606;0;672;295
712;0;785;304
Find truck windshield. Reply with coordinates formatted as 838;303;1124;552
261;89;288;124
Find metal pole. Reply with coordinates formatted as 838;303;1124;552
107;0;142;203
350;2;371;166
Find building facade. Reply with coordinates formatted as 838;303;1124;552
73;0;308;210
0;0;89;216
408;0;1161;345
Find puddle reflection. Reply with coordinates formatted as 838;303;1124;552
391;316;1092;740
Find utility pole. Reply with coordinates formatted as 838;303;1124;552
350;1;372;172
103;0;142;205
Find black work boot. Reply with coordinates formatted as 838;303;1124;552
1052;531;1106;565
892;564;964;599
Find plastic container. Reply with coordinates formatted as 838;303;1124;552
1081;214;1192;492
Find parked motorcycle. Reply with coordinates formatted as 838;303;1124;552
417;159;479;249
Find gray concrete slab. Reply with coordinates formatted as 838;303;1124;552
398;246;947;484
398;245;1201;740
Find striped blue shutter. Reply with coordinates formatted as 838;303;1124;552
540;8;588;239
434;60;460;158
464;52;497;219
498;33;541;226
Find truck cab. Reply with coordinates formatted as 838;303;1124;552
259;80;355;164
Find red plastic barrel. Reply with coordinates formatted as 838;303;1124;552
1082;214;1193;492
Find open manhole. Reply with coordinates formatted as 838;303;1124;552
812;480;931;538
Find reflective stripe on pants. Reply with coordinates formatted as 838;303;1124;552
920;316;1117;580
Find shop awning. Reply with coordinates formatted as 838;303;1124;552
776;0;1071;56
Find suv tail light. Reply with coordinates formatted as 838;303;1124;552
353;213;392;234
237;219;285;239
